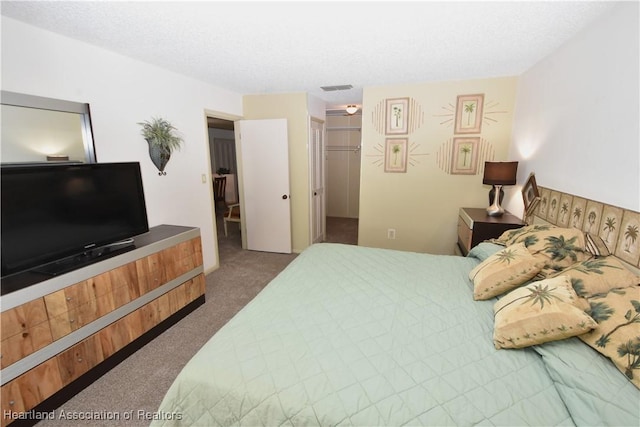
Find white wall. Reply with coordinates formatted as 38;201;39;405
2;17;244;273
507;2;639;217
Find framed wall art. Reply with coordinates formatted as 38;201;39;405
450;137;479;175
454;94;484;134
522;172;540;214
385;97;409;135
384;138;408;173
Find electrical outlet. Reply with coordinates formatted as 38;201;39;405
387;228;396;239
201;174;207;183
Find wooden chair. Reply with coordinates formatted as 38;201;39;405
223;203;241;236
213;176;226;212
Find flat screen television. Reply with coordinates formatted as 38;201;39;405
1;162;149;280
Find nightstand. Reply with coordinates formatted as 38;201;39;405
456;207;524;256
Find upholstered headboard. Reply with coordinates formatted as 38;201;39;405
526;186;640;274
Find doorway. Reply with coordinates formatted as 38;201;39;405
207;117;241;259
325;110;361;245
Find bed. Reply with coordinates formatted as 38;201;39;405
152;197;640;426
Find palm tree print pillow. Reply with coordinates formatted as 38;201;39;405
493;275;597;349
495;224;555;246
469;242;543;300
580;286;640;389
495;224;590;269
552;256;640;298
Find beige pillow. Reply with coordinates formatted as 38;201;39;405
579;286;640;389
553;256;640;298
469;243;542;300
494;275;597;349
495;224;554;246
496;225;590;269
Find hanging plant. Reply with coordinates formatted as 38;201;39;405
138;117;183;175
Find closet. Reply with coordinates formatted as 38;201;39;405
326;113;361;218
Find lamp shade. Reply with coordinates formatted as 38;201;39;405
483;161;518;185
345;105;358;115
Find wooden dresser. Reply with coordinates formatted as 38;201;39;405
0;225;205;426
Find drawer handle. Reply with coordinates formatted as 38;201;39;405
9;400;14;406
77;358;83;362
69;319;75;324
66;297;72;301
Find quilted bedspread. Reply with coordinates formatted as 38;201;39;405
152;243;639;426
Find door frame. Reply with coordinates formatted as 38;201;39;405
308;116;326;244
204;110;242;261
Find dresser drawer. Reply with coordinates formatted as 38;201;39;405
457;216;473;254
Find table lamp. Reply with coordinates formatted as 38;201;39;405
483;161;518;217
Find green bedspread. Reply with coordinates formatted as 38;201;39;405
152;243;639;426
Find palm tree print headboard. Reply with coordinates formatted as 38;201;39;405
527;186;640;272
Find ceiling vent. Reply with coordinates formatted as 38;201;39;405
320;84;353;92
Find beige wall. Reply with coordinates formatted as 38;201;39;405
242;93;311;253
358;77;518;254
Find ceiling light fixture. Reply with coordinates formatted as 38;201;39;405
345;105;358;115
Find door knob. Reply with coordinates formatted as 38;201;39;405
282;195;288;200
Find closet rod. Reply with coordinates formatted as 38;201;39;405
326;145;361;152
326;126;361;131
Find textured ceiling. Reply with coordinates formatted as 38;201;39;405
1;1;617;109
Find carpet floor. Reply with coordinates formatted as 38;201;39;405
33;216;356;426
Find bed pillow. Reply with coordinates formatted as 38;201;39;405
495;224;554;246
495;225;590;270
552;256;640;298
469;242;542;300
585;232;612;257
580;286;640;389
493;275;597;349
466;241;504;263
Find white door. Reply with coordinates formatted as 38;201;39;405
236;119;292;253
309;119;325;243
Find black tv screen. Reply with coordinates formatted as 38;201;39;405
1;162;149;278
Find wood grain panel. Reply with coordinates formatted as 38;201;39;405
57;335;104;385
